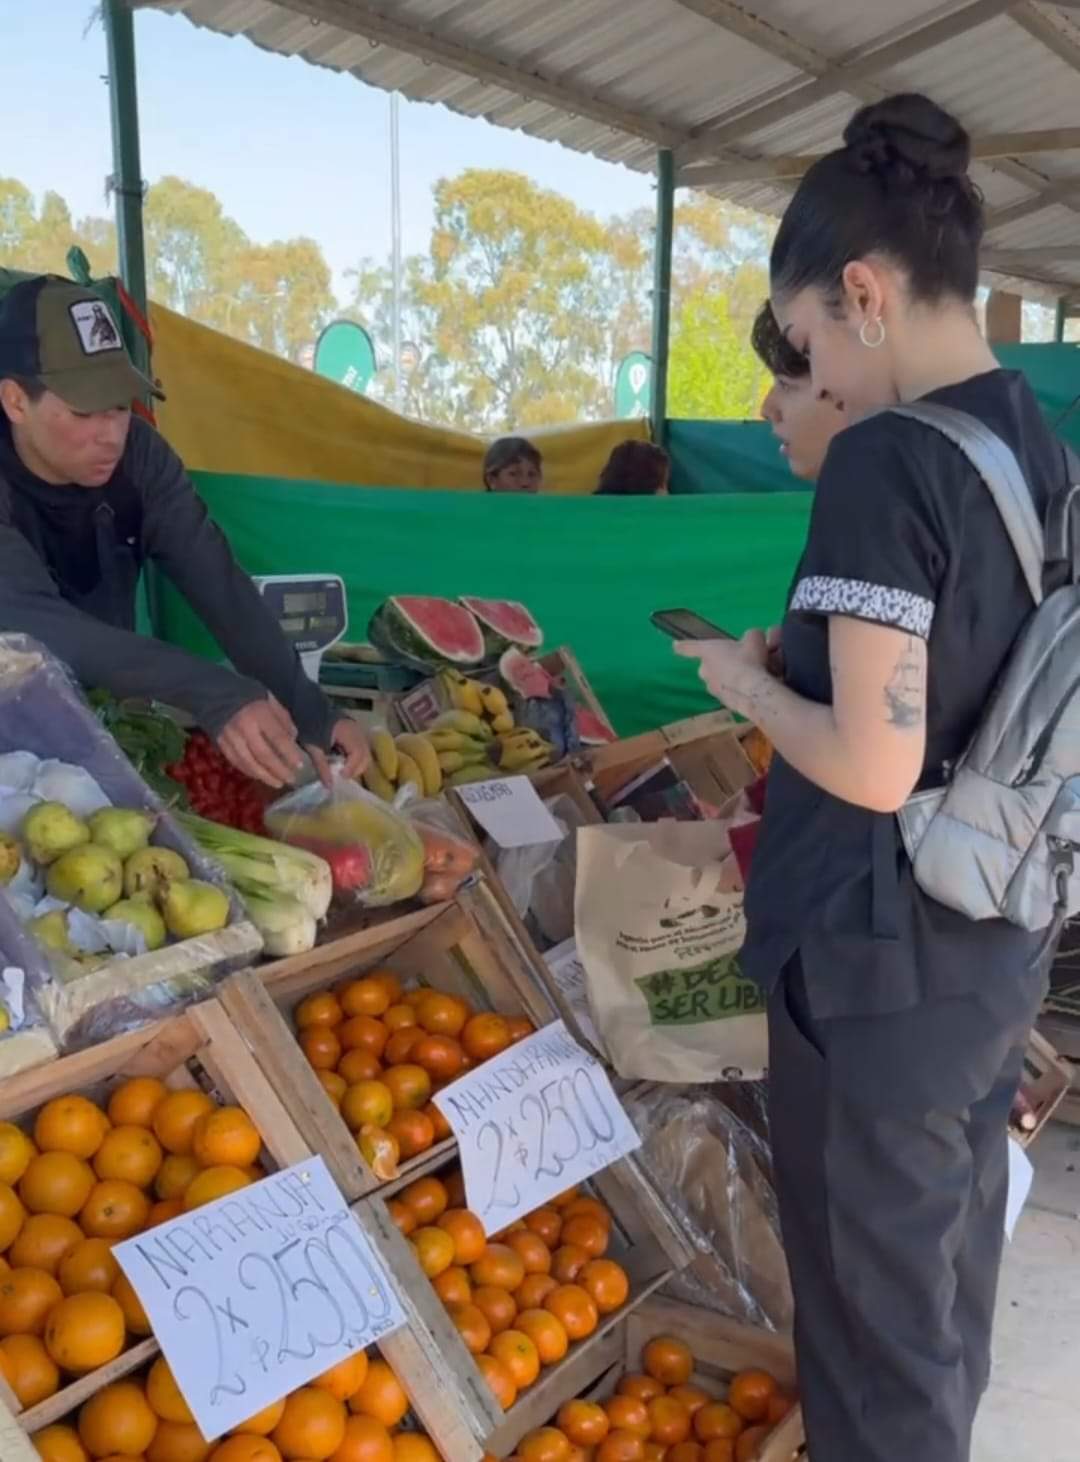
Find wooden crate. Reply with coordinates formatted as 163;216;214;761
1013;1028;1072;1144
587;716;759;814
218;896;559;1202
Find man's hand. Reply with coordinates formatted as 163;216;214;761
307;717;370;789
217;697;305;788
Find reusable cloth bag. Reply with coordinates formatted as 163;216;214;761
575;820;767;1082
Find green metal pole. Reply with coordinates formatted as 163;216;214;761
1055;297;1067;343
103;0;149;373
650;149;675;447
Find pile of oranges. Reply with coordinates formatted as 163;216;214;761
293;969;533;1180
0;1076;267;1409
505;1337;795;1462
386;1172;630;1414
30;1345;441;1462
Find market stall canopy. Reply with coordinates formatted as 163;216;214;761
136;0;1080;299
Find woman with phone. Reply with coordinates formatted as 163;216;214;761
676;93;1058;1462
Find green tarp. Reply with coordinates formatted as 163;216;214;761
154;481;813;737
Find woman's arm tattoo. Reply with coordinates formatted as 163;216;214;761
883;636;924;729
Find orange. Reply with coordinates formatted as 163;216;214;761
346;1360;408;1427
386;1111;435;1160
9;1213;82;1273
432;1265;471;1305
666;1446;703;1462
550;1246;589;1284
383;1002;418;1034
416;992;468;1038
231;1400;287;1437
93;1126;164;1188
330;1415;393;1462
192;1109;262;1170
382;1029;422;1067
0;1266;62;1335
557;1401;610;1447
726;1373;776;1425
79;1380;159;1458
313;1349;369;1402
340;1082;394;1133
551;1186;580;1209
515;1308;568;1365
507;1017;534;1043
366;969;403;1005
561;1195;610;1225
516;1274;558;1309
471;1285;517;1336
505;1231;551;1277
411;1036;465;1082
386;1200;417;1237
147;1420;213;1462
436;1209;486;1266
701;1445;734;1462
544;1284;598;1342
153;1091;216;1156
357;1128;399;1183
337;1051;383;1086
391;1436;438;1462
19;1152;96;1217
0;1332;59;1406
647;1399;691;1447
318;1071;349;1108
34;1096;109;1161
44;1292;125;1372
295;991;344;1029
734;1431;768;1462
604;1399;650;1442
111;1271;151;1335
272;1388;347;1460
107;1078;168;1130
460;1014;512;1064
446;1300;492;1355
58;1237;120;1296
475;1351;517;1411
411;1225;456;1279
765;1393;795;1427
579;1260;629;1316
146;1356;195;1423
519;1429;570;1462
147;1197;184;1229
184;1166;252;1211
338;1016;389;1062
595;1434;644;1462
155;1154;201;1201
668;1387;712;1418
399;1177;448;1225
618;1377;664;1404
470;1244;525;1292
382;1066;431;1113
488;1328;540;1389
0;1123;36;1186
80;1180;151;1240
338;977;392;1020
300;1028;343;1071
210;1440;282;1462
692;1406;743;1445
559;1215;608;1260
30;1422;89;1462
643;1337;693;1387
523;1207;562;1248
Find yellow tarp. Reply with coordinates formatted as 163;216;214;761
150;304;648;494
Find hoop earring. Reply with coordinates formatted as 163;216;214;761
859;317;886;349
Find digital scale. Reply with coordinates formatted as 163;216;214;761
254;574;348;682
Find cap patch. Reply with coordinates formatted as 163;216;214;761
69;300;123;356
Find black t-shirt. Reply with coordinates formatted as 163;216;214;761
742;370;1063;1019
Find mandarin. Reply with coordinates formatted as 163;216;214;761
399;1177;448;1225
80;1181;150;1241
0;1331;59;1406
550;1246;589;1284
446;1300;492;1355
20;1153;96;1218
416;993;468;1038
386;1200;417;1237
579;1260;629;1315
272;1388;346;1460
386;1111;435;1160
515;1307;568;1365
0;1123;36;1186
701;1444;735;1462
34;1097;109;1161
470;1244;525;1292
58;1237;119;1296
107;1078;167;1130
519;1429;570;1462
338;1017;388;1061
516;1274;558;1310
192;1109;262;1170
341;1082;394;1133
643;1337;693;1387
383;1029;422;1067
411;1036;465;1082
44;1292;126;1373
559;1216;608;1260
726;1373;776;1425
337;1052;383;1086
432;1266;471;1305
347;1360;408;1427
300;1029;342;1072
618;1377;663;1404
155;1154;200;1202
460;1014;512;1064
604;1398;650;1441
488;1328;540;1389
295;992;344;1030
10;1214;82;1274
183;1166;251;1211
505;1231;551;1276
557;1401;610;1447
152;1091;216;1156
147;1420;213;1462
693;1407;743;1445
668;1387;712;1418
356;1128;399;1182
471;1285;517;1336
317;1072;348;1109
78;1380;159;1459
314;1350;369;1403
331;1415;393;1462
436;1209;485;1266
338;978;391;1020
475;1352;517;1411
93;1127;164;1188
648;1399;692;1447
0;1267;62;1335
382;1066;431;1113
30;1422;89;1462
595;1433;644;1462
411;1226;456;1279
523;1208;562;1248
544;1284;598;1341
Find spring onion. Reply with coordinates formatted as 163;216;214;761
176;812;332;920
240;886;318;957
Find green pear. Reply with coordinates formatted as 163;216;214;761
89;808;155;861
28;909;74;956
104;896;167;952
21;802;90;865
124;847;190;901
161;879;230;940
0;834;20;887
46;845;124;914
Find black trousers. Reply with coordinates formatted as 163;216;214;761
768;958;1045;1462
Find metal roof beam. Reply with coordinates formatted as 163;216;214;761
1013;3;1080;72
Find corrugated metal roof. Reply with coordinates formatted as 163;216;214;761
135;0;1080;296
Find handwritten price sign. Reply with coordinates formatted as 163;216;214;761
113;1157;405;1441
433;1020;640;1234
457;775;563;848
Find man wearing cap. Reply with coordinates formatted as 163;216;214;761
0;275;368;788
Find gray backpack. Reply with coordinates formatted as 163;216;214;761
893;402;1080;949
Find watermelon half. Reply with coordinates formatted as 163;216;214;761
459;597;543;656
368;595;485;671
499;648;554;698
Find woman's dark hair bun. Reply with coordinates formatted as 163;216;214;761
844;93;971;183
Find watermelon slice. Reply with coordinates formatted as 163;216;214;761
368;596;485;671
499;648;554;699
576;706;617;745
459;597;543;655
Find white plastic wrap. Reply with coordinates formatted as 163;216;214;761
494;792;588;950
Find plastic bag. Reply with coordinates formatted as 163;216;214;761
267;771;425;906
400;796;481;906
496;793;587;951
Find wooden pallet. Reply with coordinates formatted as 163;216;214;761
218;896;558;1202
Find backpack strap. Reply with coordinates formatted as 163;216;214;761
888;401;1046;607
1043;444;1080;588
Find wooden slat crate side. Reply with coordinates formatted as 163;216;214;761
1017;1028;1072;1145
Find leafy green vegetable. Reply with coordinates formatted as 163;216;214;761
89;691;190;808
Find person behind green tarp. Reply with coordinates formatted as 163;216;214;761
594;439;670;495
752;300;848;480
483;435;543;493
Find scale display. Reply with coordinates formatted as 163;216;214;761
254;574;348;680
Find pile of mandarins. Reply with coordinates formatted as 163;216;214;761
293;969;533;1179
0;1077;268;1409
505;1336;796;1462
31;1345;439;1462
386;1173;631;1413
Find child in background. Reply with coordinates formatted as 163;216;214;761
483;436;543;493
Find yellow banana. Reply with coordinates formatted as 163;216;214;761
489;710;515;734
499;739;553;771
432;709;492;741
396;752;425;798
395;733;442;796
427;729;489;754
438;750;490;773
447;764;497;787
479;684;510;719
441;670;485;716
370;725;399;783
362;764;397;801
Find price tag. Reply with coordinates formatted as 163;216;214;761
457;775;563;849
433;1020;640;1234
113;1157;406;1441
544;939;605;1056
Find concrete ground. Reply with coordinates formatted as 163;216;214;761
973;1121;1080;1461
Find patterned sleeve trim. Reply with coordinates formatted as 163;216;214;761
790;575;934;639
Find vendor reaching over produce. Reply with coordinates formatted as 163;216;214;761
483;435;543;493
0;276;367;789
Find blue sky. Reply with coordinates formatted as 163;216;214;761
3;2;656;293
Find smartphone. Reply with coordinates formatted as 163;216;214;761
651;608;735;641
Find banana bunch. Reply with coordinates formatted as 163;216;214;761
439;669;516;735
494;727;556;774
363;727;443;800
428;711;556;784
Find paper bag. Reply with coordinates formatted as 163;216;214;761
575;821;767;1082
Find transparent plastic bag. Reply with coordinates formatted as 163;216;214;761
399;795;481;906
496;793;587;951
266;771;425;906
